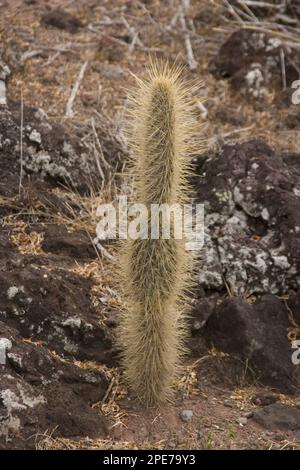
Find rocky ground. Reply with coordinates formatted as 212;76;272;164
0;0;300;450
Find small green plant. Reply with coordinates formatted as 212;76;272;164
226;421;236;439
203;431;213;450
118;61;199;406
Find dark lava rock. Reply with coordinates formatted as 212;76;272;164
204;295;298;393
189;296;217;357
194;139;300;296
0;322;108;449
285;113;300;129
210;29;300;102
0;232;16;268
41;224;96;260
191;140;300;392
214;105;246;126
41;8;83;34
0;100;125;195
196;354;254;391
287;290;300;325
252;403;300;430
191;297;217;332
0;263;116;365
251;392;279;407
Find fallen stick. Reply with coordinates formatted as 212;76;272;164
65;61;88;117
91;118;110;169
121;16;144;48
280;47;287;90
19;90;24;196
0;81;7;106
242;1;284;8
197;100;208;119
223;0;244;23
21;49;43;63
0;59;10;106
179;3;198;71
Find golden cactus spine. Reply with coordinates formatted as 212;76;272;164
119;62;198;406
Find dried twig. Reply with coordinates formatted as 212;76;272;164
101;377;115;404
280;47;287;90
91;118;110;170
0;81;6;106
65;61;88;117
179;2;197;71
196;100;208;119
93;141;105;183
168;9;180;30
237;0;258;22
223;0;244;23
242;1;284;9
21;49;43;63
0;60;10;106
18;89;24;196
121;16;143;48
94;239;114;261
128;31;139;55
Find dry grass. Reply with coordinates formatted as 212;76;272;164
9;220;44;255
35;432;168;450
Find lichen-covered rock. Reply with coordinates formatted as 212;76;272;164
210;29;300;102
194;139;300;296
0;263;117;365
0;100;126;195
0;322;108;449
191;139;300;393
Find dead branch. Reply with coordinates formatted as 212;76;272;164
121;16;144;48
0;59;10;106
91;117;110;170
179;2;198;71
18;90;24;196
280;47;287;90
223;0;244;23
241;1;284;9
0;81;7;106
21;49;43;64
65;61;88;117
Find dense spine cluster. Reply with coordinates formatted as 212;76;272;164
119;62;198;406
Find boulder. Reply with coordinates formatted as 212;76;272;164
210;29;300;103
252;402;300;430
0;263;116;365
0;322;108;449
204;295;298;393
194;139;300;296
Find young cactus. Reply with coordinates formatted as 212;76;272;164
119;62;199;406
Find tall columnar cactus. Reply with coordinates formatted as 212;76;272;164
119;62;198;406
